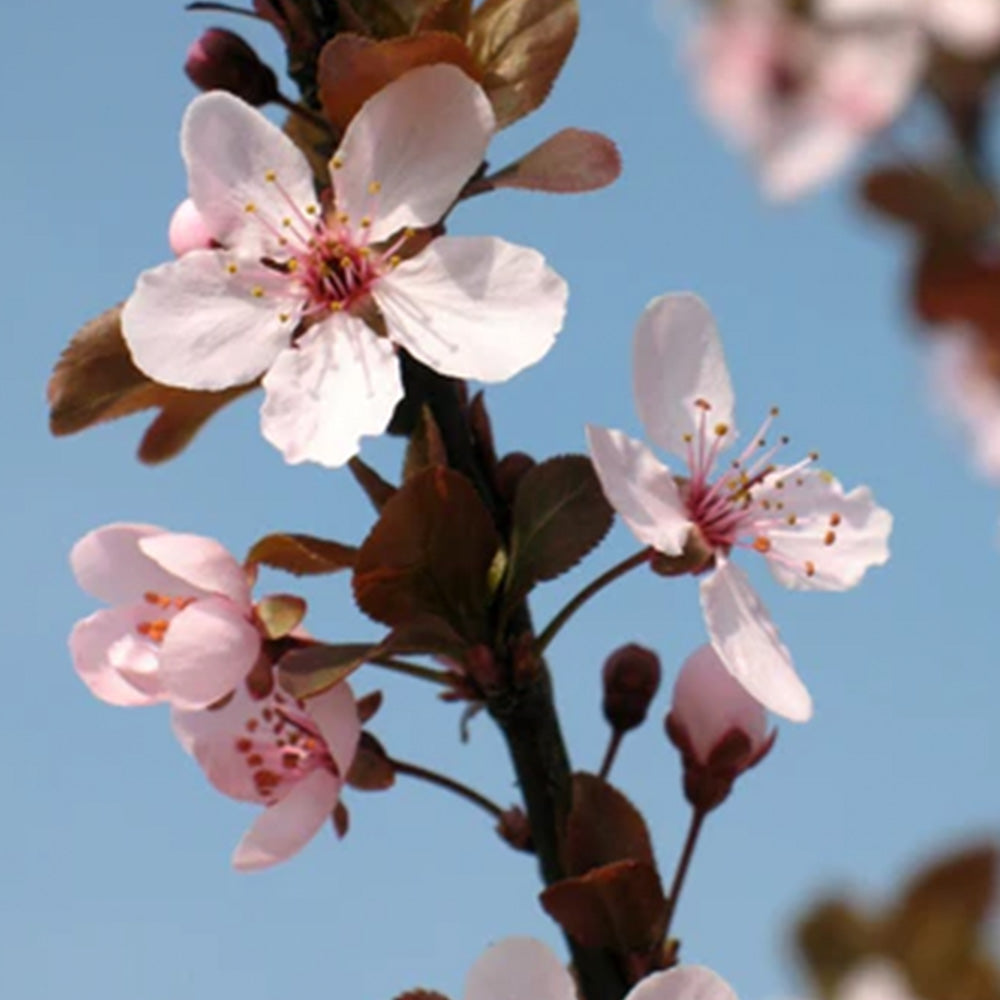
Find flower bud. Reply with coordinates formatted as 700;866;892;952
602;643;661;732
168;199;215;256
665;644;774;811
184;28;279;107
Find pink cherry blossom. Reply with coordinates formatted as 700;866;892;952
172;679;360;871
820;0;1000;56
464;937;737;1000
69;523;261;709
690;0;923;199
122;64;568;467
587;294;892;721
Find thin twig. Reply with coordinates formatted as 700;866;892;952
388;756;505;820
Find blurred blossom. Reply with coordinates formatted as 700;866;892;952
587;293;892;721
688;0;923;199
173;680;360;871
464;937;738;1000
928;328;1000;481
69;523;261;709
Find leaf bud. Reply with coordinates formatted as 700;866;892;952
184;28;279;107
602;643;661;733
665;645;775;812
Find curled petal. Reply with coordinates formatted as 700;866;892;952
758;470;892;591
586;425;692;555
71;523;180;604
260;314;404;467
633;294;736;458
139;533;252;606
464;938;575;1000
122;250;297;390
700;560;813;721
305;683;361;777
232;767;342;871
376;236;567;382
628;966;740;1000
334;64;494;244
158;597;261;709
182;91;317;253
69;605;167;707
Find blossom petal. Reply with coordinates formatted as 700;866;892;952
69;605;167;707
71;523;180;604
232;767;341;872
760;120;864;201
375;236;567;382
158;597;261;709
464;938;575;1000
633;294;737;458
627;966;739;1000
122;250;297;390
586;425;692;555
305;683;360;777
260;314;404;467
169;198;215;256
757;469;892;591
182;91;316;253
334;65;494;244
700;560;813;721
139;533;252;606
835;962;918;1000
926;0;1000;54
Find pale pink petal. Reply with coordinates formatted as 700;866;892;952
818;0;913;21
304;683;360;777
927;0;1000;55
626;966;739;1000
464;938;576;1000
71;523;180;604
232;767;342;871
158;597;261;709
586;425;692;555
260;314;404;467
139;533;252;606
671;645;769;765
122;249;298;390
700;560;813;721
760;120;864;201
182;91;317;253
633;294;737;458
69;606;167;707
835;962;918;1000
375;236;567;382
168;198;215;256
757;469;892;591
334;65;494;243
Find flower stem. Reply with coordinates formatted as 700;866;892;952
369;656;458;688
536;548;652;654
388;756;504;821
274;92;334;135
597;730;624;782
662;807;708;944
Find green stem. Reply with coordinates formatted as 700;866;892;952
662;808;707;945
388;756;505;821
536;548;652;654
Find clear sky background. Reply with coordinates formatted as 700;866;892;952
3;2;999;999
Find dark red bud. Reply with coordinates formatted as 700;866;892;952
185;28;279;107
602;643;662;733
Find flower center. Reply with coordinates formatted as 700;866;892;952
135;591;194;644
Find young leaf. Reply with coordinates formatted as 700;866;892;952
247;533;358;576
278;643;376;699
403;405;448;482
254;594;308;639
348;455;398;511
469;0;579;128
504;454;613;605
353;467;501;642
482;129;621;194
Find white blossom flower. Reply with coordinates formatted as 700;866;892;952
123;64;567;467
587;294;892;721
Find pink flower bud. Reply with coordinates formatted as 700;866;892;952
602;643;662;732
666;645;775;811
184;28;279;107
168;198;215;256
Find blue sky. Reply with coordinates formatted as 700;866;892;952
3;2;999;999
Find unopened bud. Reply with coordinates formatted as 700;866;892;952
168;199;215;256
602;643;661;732
185;28;279;107
665;645;774;811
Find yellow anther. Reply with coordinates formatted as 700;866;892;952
404;227;416;238
823;530;837;546
329;302;343;312
786;514;797;526
305;204;317;215
695;398;711;411
829;512;842;527
331;156;344;170
368;180;382;195
279;312;290;323
282;217;292;227
359;247;371;258
714;422;729;437
336;211;349;225
683;433;693;444
752;536;772;554
360;216;372;228
808;451;819;461
339;256;353;270
251;285;265;298
244;202;256;213
389;254;401;268
770;406;780;417
286;259;299;272
804;560;816;577
265;169;277;182
820;470;834;484
226;262;238;275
